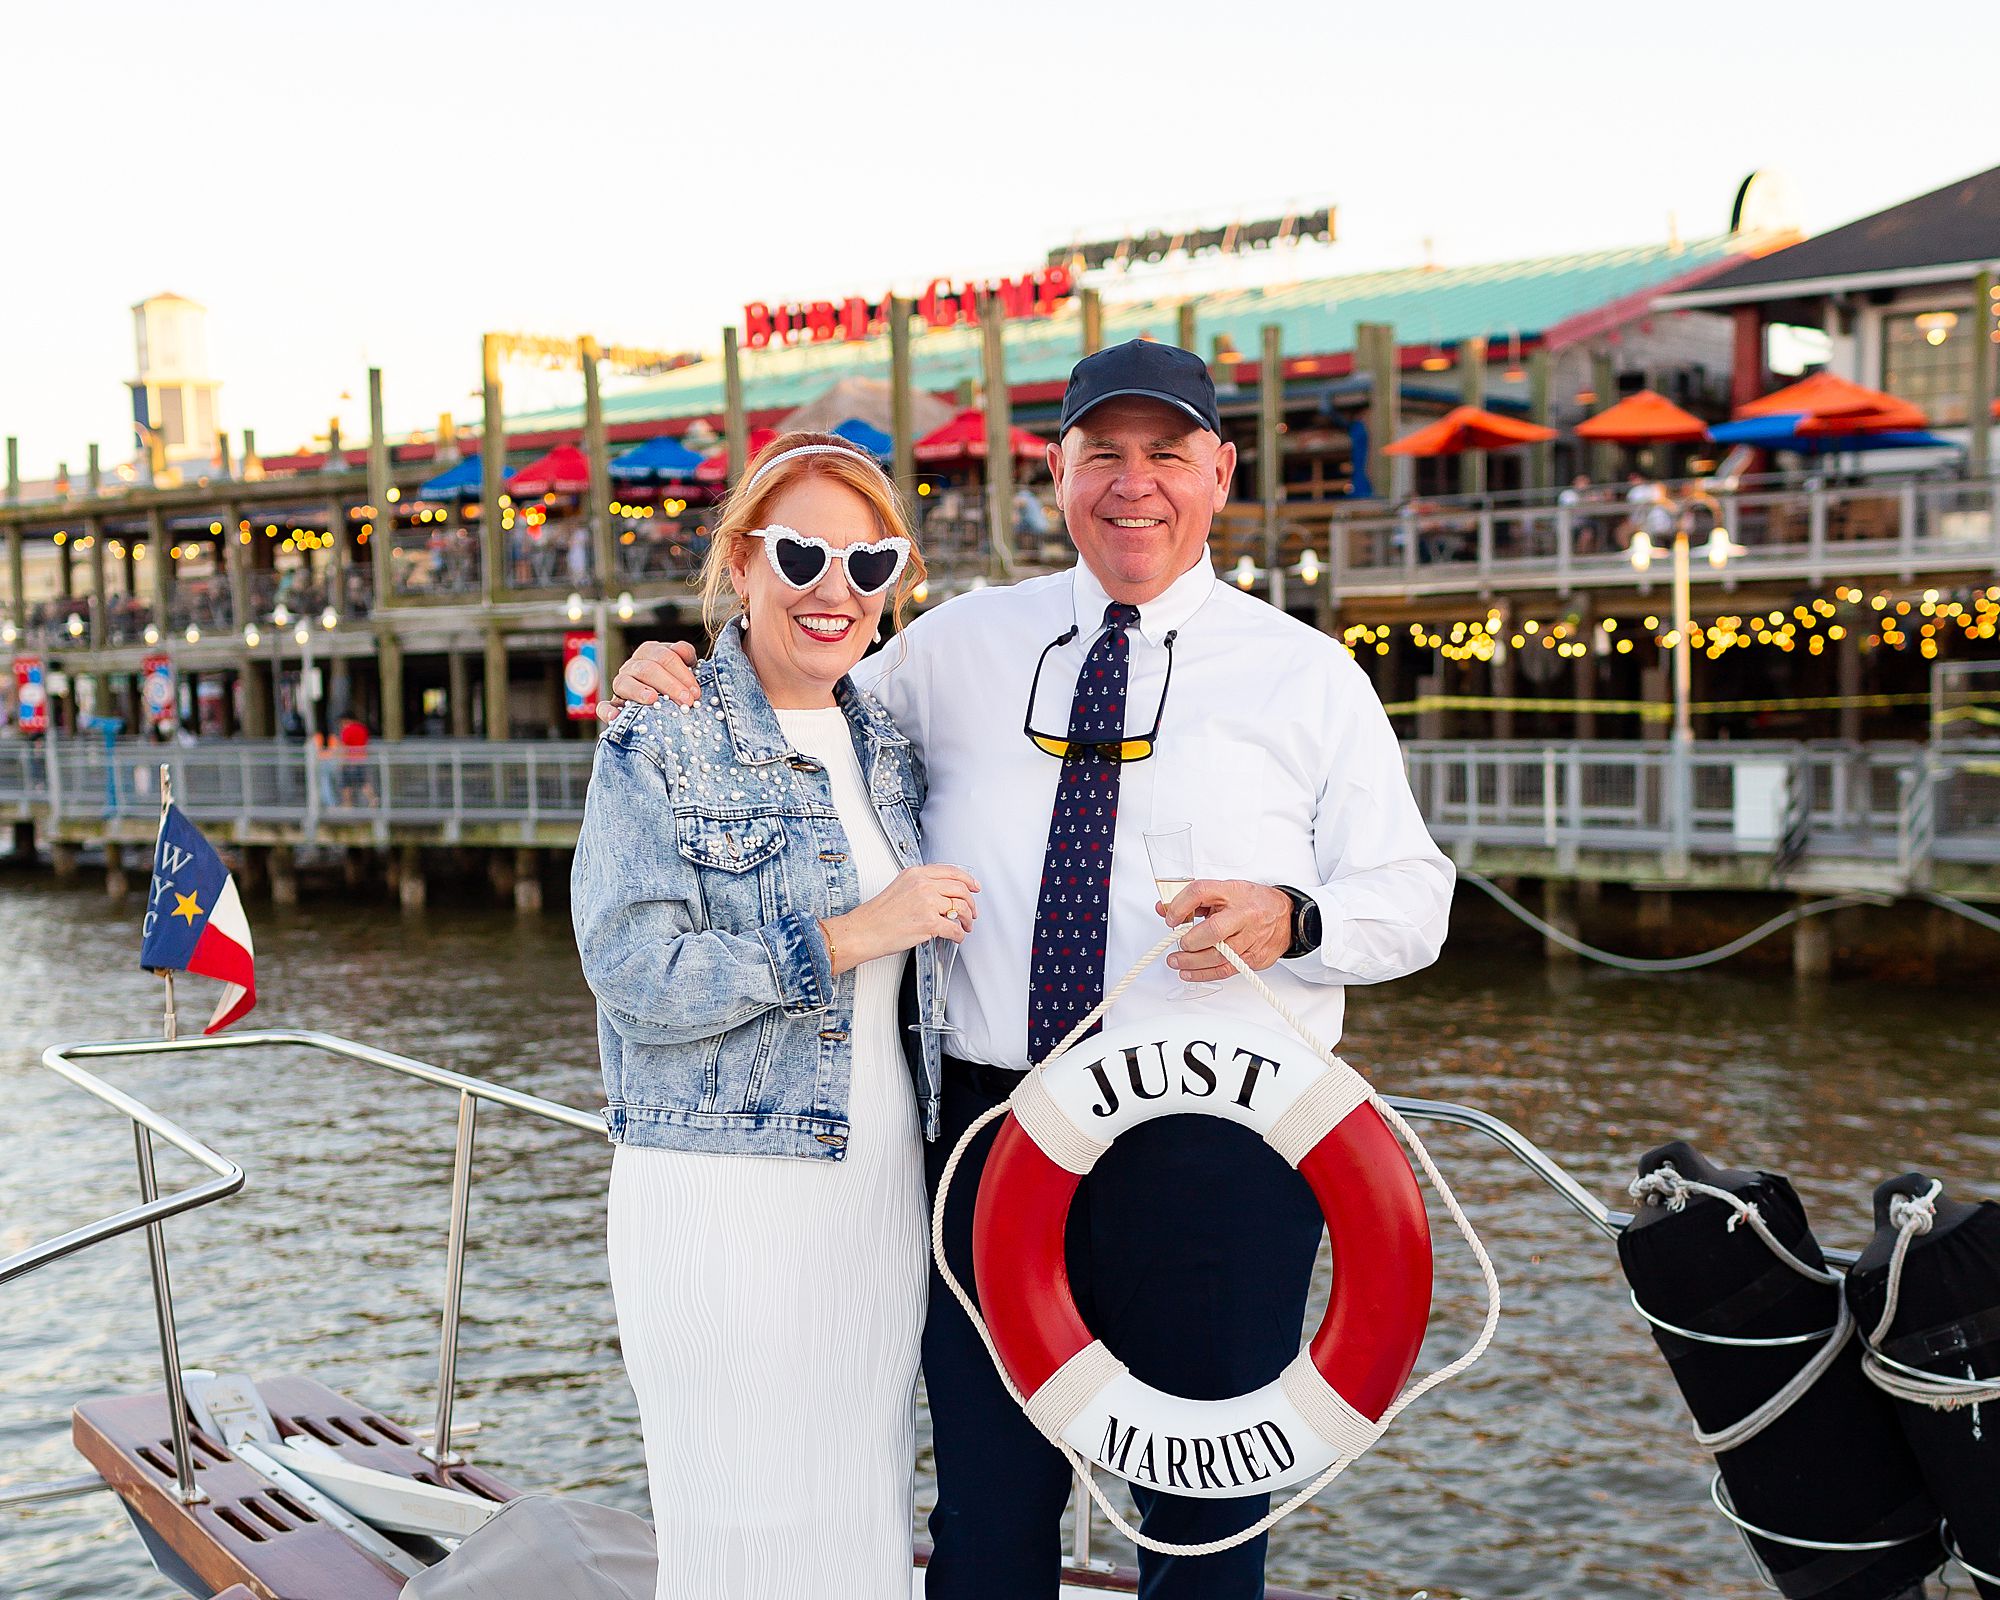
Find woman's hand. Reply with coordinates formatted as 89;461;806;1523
823;865;980;973
599;639;701;719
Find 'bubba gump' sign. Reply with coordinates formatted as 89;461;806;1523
743;265;1074;350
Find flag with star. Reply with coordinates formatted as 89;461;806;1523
138;803;257;1033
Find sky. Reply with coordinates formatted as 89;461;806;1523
4;0;1996;480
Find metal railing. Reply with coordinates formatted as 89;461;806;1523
1402;739;2000;877
1199;473;2000;600
0;1030;603;1508
2;734;1995;881
0;1024;1699;1556
389;530;483;597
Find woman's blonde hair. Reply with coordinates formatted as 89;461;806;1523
695;431;926;642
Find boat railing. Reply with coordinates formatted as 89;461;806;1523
0;1029;1856;1567
0;1029;602;1512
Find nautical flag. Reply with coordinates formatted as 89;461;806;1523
139;804;257;1033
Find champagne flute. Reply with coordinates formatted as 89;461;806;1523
1145;825;1213;998
908;912;964;1041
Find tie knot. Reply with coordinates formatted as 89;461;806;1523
1103;602;1141;631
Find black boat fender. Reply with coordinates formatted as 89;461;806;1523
1617;1141;1942;1600
1846;1173;2000;1599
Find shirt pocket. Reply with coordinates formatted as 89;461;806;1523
674;811;787;872
1157;736;1271;871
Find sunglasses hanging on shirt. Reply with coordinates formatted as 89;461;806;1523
745;525;911;597
1023;625;1177;763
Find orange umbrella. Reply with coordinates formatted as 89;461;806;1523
1383;405;1558;457
1575;389;1709;444
1736;370;1925;427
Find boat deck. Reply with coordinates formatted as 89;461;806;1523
72;1373;517;1600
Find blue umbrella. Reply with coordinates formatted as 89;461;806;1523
831;417;893;459
417;455;510;499
1707;414;1958;453
610;435;706;482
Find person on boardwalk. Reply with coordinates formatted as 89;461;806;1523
609;345;1453;1598
572;432;977;1599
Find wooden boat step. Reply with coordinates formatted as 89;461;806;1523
73;1373;519;1600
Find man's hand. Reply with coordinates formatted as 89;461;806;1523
598;639;702;722
1157;880;1294;980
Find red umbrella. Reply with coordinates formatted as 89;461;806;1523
695;427;779;485
509;445;591;497
1736;371;1926;430
1383;405;1557;457
1575;390;1709;444
913;409;1047;465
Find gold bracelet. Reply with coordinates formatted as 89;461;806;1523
820;918;839;973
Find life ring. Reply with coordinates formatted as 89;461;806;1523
971;1017;1432;1499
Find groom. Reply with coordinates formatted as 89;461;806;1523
609;340;1453;1597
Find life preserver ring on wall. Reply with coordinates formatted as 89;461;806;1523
971;1018;1433;1500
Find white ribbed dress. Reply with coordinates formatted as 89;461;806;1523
608;705;924;1600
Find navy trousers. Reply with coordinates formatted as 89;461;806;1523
922;1061;1325;1600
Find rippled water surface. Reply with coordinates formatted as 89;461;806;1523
1;876;1994;1598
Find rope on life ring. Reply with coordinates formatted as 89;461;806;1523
929;926;1502;1558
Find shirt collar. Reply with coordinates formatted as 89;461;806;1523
1070;554;1216;646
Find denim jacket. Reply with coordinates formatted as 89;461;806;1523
572;624;941;1160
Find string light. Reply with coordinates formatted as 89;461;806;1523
1332;583;2000;665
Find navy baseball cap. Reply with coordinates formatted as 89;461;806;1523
1059;340;1222;439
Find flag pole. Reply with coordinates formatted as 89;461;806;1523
157;762;177;1042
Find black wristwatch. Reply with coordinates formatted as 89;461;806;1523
1277;885;1323;960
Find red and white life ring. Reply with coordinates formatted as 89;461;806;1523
972;1017;1432;1499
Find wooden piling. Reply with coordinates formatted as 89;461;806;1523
1259;324;1284;613
479;335;506;608
1081;288;1103;356
367;368;391;615
889;296;915;499
1528;350;1553;492
1970;270;1996;481
1459;336;1488;498
398;845;427;911
582;337;616;591
723;327;748;488
980;296;1016;582
482;625;509;741
513;847;543;913
270;848;299;907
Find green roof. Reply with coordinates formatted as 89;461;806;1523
503;235;1739;434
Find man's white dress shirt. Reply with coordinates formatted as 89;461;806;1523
854;556;1454;1070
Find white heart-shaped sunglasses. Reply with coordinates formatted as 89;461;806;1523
745;525;912;597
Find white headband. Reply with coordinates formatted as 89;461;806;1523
742;441;889;494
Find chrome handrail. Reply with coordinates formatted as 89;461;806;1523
3;1028;604;1509
10;1026;1856;1553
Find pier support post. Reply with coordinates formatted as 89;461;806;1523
51;841;80;879
344;847;371;891
398;845;427;911
12;820;35;861
270;848;299;906
482;626;509;741
1792;897;1831;981
1540;879;1580;964
448;649;472;738
487;849;516;902
104;840;129;898
239;846;269;899
513;848;543;913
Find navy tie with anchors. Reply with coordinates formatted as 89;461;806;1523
1028;602;1142;1064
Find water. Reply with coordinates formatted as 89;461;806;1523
1;877;1994;1599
